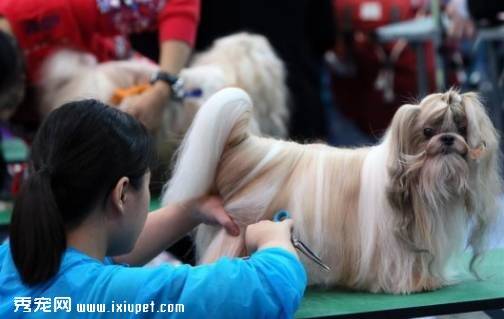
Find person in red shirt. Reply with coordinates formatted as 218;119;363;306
0;0;199;131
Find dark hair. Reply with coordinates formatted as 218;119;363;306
0;29;25;112
9;99;156;286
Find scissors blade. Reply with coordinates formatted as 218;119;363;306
292;236;331;272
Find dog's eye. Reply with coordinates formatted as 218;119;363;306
423;128;435;138
458;126;467;136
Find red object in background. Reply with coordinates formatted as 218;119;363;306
9;163;27;196
1;0;199;130
0;0;199;84
331;0;436;136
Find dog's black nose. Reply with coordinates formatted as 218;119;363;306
441;135;455;145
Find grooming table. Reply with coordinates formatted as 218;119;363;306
0;207;9;242
296;249;504;319
0;136;29;241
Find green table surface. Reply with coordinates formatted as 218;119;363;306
0;202;12;226
296;249;504;318
0;137;29;226
0;138;29;163
0;211;10;226
149;197;161;211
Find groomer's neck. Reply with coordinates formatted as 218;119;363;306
66;210;108;262
0;17;13;34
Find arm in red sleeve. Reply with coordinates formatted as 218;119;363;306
69;0;199;62
157;0;200;47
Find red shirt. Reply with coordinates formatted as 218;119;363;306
0;0;200;83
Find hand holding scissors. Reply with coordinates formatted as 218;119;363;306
273;210;331;271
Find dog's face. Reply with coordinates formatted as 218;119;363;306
414;93;469;159
387;90;499;212
391;90;492;160
384;90;500;280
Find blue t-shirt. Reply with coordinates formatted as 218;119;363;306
0;244;306;318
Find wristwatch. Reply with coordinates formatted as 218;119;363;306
150;71;185;100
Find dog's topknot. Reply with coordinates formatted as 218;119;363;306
443;87;462;106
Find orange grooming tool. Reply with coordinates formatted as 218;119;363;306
110;83;152;105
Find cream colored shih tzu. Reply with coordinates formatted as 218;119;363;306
162;87;501;294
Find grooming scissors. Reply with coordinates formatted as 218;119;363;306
273;210;331;271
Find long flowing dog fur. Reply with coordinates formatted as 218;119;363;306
162;87;501;294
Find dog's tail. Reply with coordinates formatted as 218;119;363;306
162;88;253;263
188;32;289;138
162;87;253;205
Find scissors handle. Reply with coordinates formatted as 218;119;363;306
272;210;331;272
273;210;291;222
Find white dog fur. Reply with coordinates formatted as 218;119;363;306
162;87;501;294
178;32;289;137
38;32;289;139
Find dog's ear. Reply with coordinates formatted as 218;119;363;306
461;92;499;153
386;104;420;212
388;104;421;159
461;93;501;274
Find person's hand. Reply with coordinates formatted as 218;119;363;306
189;196;240;236
446;0;476;39
120;83;169;131
245;219;297;257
